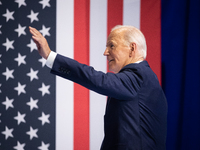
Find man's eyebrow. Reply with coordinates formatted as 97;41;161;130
106;40;114;47
106;41;111;47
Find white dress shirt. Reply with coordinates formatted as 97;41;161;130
46;51;57;69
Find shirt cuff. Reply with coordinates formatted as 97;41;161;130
46;51;57;69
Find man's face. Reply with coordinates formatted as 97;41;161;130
104;30;131;73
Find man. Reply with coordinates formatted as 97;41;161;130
29;25;167;150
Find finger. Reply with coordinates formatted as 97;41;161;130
29;28;38;36
29;28;35;35
32;36;38;42
32;38;41;50
29;26;41;36
32;28;41;36
32;35;40;44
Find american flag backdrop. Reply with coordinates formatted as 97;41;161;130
0;0;161;150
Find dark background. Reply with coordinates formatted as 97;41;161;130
162;0;200;149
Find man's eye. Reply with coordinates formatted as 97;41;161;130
110;44;114;48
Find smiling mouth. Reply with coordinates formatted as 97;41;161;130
108;59;114;63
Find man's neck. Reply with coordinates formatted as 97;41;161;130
131;57;144;64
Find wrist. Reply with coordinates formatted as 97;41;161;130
45;50;51;59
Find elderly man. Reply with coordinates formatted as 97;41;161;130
29;25;167;150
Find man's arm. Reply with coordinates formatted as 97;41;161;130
29;26;142;100
51;54;142;100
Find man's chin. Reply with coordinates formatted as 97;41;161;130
108;67;117;74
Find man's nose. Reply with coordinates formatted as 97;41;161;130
103;48;109;56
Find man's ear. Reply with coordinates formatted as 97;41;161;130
129;43;136;57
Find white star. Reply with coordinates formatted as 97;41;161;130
38;141;50;150
26;97;38;111
13;141;26;150
15;0;26;8
2;9;15;22
2;126;14;140
39;25;50;37
14;24;26;37
39;0;51;9
27;10;39;23
0;54;2;63
26;126;38;140
0;25;2;34
26;68;39;81
2;67;14;80
27;39;37;52
39;57;46;67
2;38;14;51
38;83;50;96
0;84;1;93
0;1;2;5
38;112;50;126
14;111;26;125
2;97;14;110
14;82;26;96
14;53;26;66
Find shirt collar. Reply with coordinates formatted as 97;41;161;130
134;60;143;64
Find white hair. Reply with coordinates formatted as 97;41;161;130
111;25;147;59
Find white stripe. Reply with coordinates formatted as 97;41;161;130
56;0;74;150
89;0;107;149
123;0;141;29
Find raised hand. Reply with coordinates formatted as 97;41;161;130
29;26;51;59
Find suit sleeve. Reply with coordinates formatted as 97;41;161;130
50;54;143;100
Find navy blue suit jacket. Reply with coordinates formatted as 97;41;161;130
51;54;168;150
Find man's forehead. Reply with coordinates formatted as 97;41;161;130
109;29;120;37
107;30;123;43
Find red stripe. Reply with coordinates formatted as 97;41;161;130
140;0;162;84
107;0;123;72
74;0;90;149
